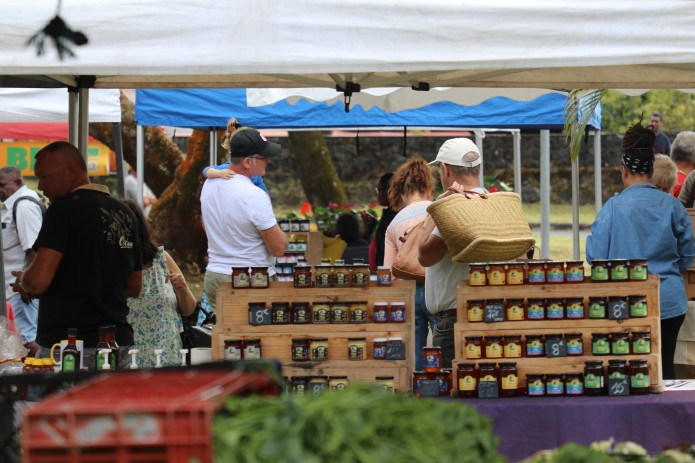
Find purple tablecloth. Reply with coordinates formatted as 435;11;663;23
456;391;695;462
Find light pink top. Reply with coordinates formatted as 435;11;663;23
383;200;432;267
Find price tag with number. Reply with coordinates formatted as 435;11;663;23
385;342;406;360
545;337;568;358
484;302;505;323
608;377;629;396
478;381;499;399
417;379;440;397
249;306;272;326
608;299;629;320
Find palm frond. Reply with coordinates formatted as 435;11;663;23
563;89;606;161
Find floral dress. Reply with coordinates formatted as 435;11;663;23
127;246;183;367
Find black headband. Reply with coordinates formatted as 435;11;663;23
622;152;653;175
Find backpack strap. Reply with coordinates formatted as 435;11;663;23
12;196;46;225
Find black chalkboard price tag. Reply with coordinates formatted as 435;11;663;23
608;299;629;320
418;379;440;397
477;381;499;399
608;377;630;396
484;302;505;323
249;307;272;326
545;338;568;358
385;342;406;360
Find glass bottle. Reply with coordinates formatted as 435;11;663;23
108;325;120;370
95;326;111;371
62;328;81;373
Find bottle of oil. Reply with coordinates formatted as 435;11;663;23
95;326;111;371
108;325;120;370
61;328;81;373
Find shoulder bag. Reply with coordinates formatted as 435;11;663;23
391;221;426;283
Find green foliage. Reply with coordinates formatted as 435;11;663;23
564;89;607;161
601;90;695;134
214;386;505;463
523;440;695;463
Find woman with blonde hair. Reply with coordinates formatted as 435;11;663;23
383;156;436;370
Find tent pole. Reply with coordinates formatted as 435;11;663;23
68;88;78;146
474;130;484;187
571;158;580;260
210;130;217;166
78;88;89;160
540;130;551;259
114;122;125;198
136;125;145;211
594;130;602;214
513;130;522;199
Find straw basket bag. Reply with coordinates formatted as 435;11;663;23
426;191;535;263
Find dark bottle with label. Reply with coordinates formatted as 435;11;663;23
62;328;81;372
108;325;120;370
95;326;111;371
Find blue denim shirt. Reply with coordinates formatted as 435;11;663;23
586;182;695;319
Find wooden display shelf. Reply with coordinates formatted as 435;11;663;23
283;365;408;391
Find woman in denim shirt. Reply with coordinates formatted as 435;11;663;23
587;120;695;379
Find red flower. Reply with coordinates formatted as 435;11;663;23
489;186;498;193
328;202;340;209
368;202;377;209
300;202;312;217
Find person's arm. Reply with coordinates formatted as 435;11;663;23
125;270;142;298
164;251;197;316
383;224;398;267
203;162;234;179
259;224;289;257
585;206;612;264
13;247;63;297
418;214;448;267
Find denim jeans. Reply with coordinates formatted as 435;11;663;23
8;292;38;344
414;283;436;371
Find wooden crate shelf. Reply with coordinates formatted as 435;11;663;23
453;275;663;395
212;280;416;391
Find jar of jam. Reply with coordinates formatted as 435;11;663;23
457;363;478;398
546;374;564;396
565;260;585;283
506;299;526;321
610;259;629;281
331;302;349;324
314;264;334;288
375;376;395;392
291;338;311;361
507;262;525;285
526;298;545;320
347;338;367;360
333;264;352;287
477;363;499;398
628;295;648;317
565;373;584;396
422;347;442;372
436;371;452;397
289;220;300;232
611;332;630;355
293;264;312;288
468;263;487;286
377;266;392;286
224;339;243;361
591;333;611;355
373;302;389;323
565;333;584;356
467;300;485;322
485;336;503;359
244;339;262;360
588;296;607;319
351;262;370;287
291;302;311;324
295;240;308;253
249;267;269;288
291;376;309;395
545;298;565;319
464;336;483;359
502;335;522;358
287;241;298;253
312;302;331;324
628;360;650;395
527;261;546;284
389;302;406;323
373;338;387;360
271;302;290;324
546;261;565;283
628;258;648;281
584;361;605;396
608;359;628;380
300;219;311;232
310;338;329;361
278;220;290;232
499;363;518;397
487;262;507;285
526;374;545;397
349;301;369;323
565;297;584;319
307;376;329;397
590;259;610;282
525;334;545;357
631;331;651;354
232;266;250;288
328;376;349;391
413;371;432;397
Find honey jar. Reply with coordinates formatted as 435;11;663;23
628;295;648;317
526;298;545;320
505;299;526;321
232;266;250;288
526;261;546;284
526;374;545;397
314;264;334;288
329;376;349;391
545;261;565;283
333;264;352;287
565;297;584;319
377;266;392;286
499;362;519;397
422;347;442;372
628;360;650;395
456;363;478;398
565;260;585;283
467;299;485;322
545;298;565;319
291;338;310;361
502;335;522;358
631;331;651;354
293;264;312;288
249;267;269;288
310;338;329;360
243;339;262;360
610;259;629;281
565;333;584;356
525;334;545;357
389;302;406;323
291;302;311;324
351;262;370;287
485;335;503;359
506;262;525;285
271;302;290;324
545;373;564;396
312;302;332;324
373;302;389;323
565;373;584;396
464;336;483;359
375;376;395;392
349;301;369;323
347;338;367;360
590;260;610;282
224;339;243;361
468;263;487;286
588;296;607;319
331;302;349;324
487;262;507;285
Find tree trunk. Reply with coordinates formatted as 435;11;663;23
288;131;347;207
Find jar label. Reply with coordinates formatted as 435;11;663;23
312;346;328;360
566;303;584;318
585;373;602;389
245;345;261;360
566;378;584;395
294;309;308;323
631;373;649;388
528;380;545;396
528;268;545;283
546;379;563;394
633;339;651;354
547;268;564;283
526;340;543;356
63;354;77;372
611;265;628;280
465;344;482;359
506;305;525;321
592;340;610;355
374;346;385;359
423;354;441;370
468;306;484;322
316;274;332;287
334;273;349;286
292;346;309;361
612;339;629;354
630;301;648;317
272;309;287;323
348;345;364;360
630;265;648;280
527;304;544;319
566;267;584;282
609;371;626;379
591;266;609;281
353;272;368;286
567;339;583;355
377;272;392;286
313;308;330;323
546;303;563;319
390;308;405;322
225;346;242;361
233;273;250;287
293;384;306;395
501;374;518;390
507;269;524;284
351;308;367;322
503;343;521;358
589;303;606;318
488;270;505;285
459;375;477;391
333;309;348;323
294;274;310;287
480;374;497;382
469;270;486;286
486;342;502;358
373;308;388;322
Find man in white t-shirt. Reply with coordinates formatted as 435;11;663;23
200;128;288;309
418;138;486;368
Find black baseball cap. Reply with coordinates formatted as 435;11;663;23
230;129;281;158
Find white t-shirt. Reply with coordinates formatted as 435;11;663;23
200;175;278;274
2;186;43;297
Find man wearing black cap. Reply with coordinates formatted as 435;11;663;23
200;128;288;310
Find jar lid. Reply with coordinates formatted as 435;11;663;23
565;260;584;264
347;337;367;341
271;301;290;306
245;338;261;343
465;336;483;340
329;375;348;379
309;376;328;380
629;359;648;365
565;333;583;337
469;262;488;267
292;301;309;306
591;332;609;337
584;360;603;366
390;301;405;306
351;301;368;305
608;359;627;365
611;258;628;263
250;266;268;270
375;376;395;380
374;302;388;306
377;266;392;270
374;338;388;342
387;337;403;342
424;346;442;350
232;266;249;270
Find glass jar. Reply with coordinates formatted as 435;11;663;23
224;339;243;361
328;376;349;391
631;331;651;354
527;261;546;284
546;373;564;396
377;266;392;286
352;263;370;287
628;295;648;318
565;297;585;319
310;338;329;361
287;241;298;253
468;263;487;286
249;267;269;288
565;333;584;356
506;299;526;321
584;361;605;396
290;376;309;395
389;302;406;323
477;363;499;398
331;302;349;324
611;332;630;355
278;219;290;232
545;298;565;319
628;258;648;281
373;302;389;323
293;264;312;288
487;262;507;285
485;336;503;359
610;259;629;282
526;298;545;320
299;219;311;232
628;360;650;395
291;302;311;324
291;338;311;361
375;376;395;392
373;338;387;360
464;336;483;359
289;220;301;232
307;376;329;397
347;338;367;360
314;264;334;288
565;260;585;283
436;371;452;397
608;359;628;380
232;266;250;288
591;333;611;355
295;240;308;253
546;261;565;283
312;302;331;324
456;363;478;398
413;371;432;398
588;296;607;319
499;362;519;397
467;299;485;322
244;339;262;360
349;301;369;323
526;374;545;397
507;262;526;285
565;373;584;396
590;259;610;282
271;302;290;324
502;335;522;358
333;265;352;287
422;346;442;372
525;334;545;357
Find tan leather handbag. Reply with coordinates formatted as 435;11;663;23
392;222;426;283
